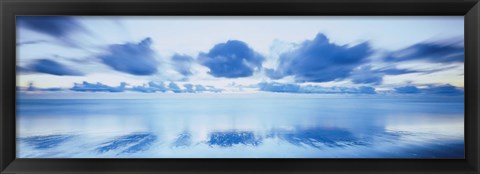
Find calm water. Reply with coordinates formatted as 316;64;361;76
16;94;464;158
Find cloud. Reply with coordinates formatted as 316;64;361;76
265;34;461;85
183;84;195;93
130;82;169;93
17;16;84;38
17;66;33;74
258;82;300;93
168;82;182;93
380;68;420;75
354;86;377;94
349;66;428;85
191;85;222;93
350;66;384;85
385;40;464;63
130;85;156;93
267;33;373;82
22;59;84;76
171;54;194;76
198;40;265;78
301;85;376;94
71;82;126;92
423;84;464;95
16;40;49;46
165;83;222;93
195;85;207;92
148;82;169;92
16;16;88;47
394;86;420;94
351;74;383;84
119;82;223;93
99;38;158;76
258;82;376;94
394;84;463;95
17;82;65;92
200;85;223;93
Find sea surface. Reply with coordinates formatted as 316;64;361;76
16;94;464;158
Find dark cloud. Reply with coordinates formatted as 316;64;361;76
22;59;84;76
99;38;158;76
198;40;265;78
172;54;194;76
70;82;127;92
17;16;84;38
385;41;464;63
267;33;373;82
258;82;376;94
394;84;463;95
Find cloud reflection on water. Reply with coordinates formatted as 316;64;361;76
17;124;463;158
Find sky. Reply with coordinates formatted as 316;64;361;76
16;16;465;97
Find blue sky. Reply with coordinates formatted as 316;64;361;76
16;16;464;96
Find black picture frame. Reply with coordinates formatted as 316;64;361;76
1;0;479;173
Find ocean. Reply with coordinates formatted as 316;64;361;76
16;93;464;158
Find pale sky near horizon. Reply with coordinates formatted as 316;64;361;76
16;16;464;95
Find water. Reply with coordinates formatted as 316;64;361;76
16;93;464;158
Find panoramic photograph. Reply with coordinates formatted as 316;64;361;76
16;16;464;158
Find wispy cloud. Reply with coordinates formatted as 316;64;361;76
17;16;83;37
19;59;84;76
16;40;49;46
349;66;421;85
99;38;158;76
350;66;384;85
17;16;88;47
385;40;464;63
171;54;195;76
